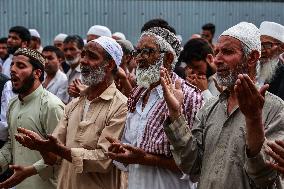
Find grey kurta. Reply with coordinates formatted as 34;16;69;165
0;85;64;189
164;91;284;189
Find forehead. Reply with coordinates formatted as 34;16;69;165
42;51;56;56
8;32;20;38
216;36;242;50
260;35;280;43
137;35;159;49
13;54;30;63
86;41;105;55
63;41;79;48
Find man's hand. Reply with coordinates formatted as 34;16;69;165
105;137;146;164
265;140;284;174
234;74;269;156
0;165;37;188
160;67;184;122
73;79;88;96
16;128;62;154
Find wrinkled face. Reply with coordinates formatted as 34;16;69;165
201;30;213;43
10;55;36;93
214;36;248;87
260;35;283;64
54;41;64;51
7;32;25;54
42;51;60;75
0;43;8;59
87;34;100;43
80;42;110;86
135;35;164;88
63;41;81;64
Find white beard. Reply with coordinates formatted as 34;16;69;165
136;54;164;88
257;57;279;83
81;63;106;86
65;56;80;65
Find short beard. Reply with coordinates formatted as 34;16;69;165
257;57;279;83
81;62;107;86
136;54;163;88
12;73;35;94
8;46;20;55
65;56;80;65
216;56;248;87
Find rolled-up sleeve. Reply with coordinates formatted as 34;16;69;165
163;112;204;177
70;104;127;173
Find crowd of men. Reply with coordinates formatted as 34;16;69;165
0;18;283;189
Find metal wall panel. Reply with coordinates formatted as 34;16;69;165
0;0;283;46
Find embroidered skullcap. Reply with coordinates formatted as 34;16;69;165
112;32;126;40
144;27;182;57
14;48;46;69
54;33;68;42
29;29;40;38
87;25;112;37
220;22;261;54
260;21;284;43
92;36;123;66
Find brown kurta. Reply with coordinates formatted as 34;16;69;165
53;82;128;189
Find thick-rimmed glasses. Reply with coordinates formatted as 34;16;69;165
132;48;166;59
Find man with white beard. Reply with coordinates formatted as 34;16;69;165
106;26;202;189
257;21;284;100
13;37;128;189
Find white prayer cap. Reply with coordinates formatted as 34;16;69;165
220;22;261;54
112;32;126;40
29;29;40;38
260;21;284;43
54;33;68;42
92;36;123;66
87;25;112;37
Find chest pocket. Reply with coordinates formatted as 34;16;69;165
74;100;110;149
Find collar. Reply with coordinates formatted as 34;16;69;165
19;85;44;103
98;82;117;101
74;64;81;73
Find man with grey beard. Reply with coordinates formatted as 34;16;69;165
161;22;284;189
13;36;128;189
257;21;284;100
106;26;202;189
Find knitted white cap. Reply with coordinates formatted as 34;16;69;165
92;36;123;66
87;25;112;37
112;32;126;40
260;21;284;43
220;22;261;54
54;33;68;42
29;29;40;38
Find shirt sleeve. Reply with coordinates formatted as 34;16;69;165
33;96;65;180
244;109;284;187
56;79;69;104
0;130;12;174
163;110;205;180
70;103;127;173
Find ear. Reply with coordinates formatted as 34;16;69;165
247;50;260;68
33;69;42;80
206;54;216;73
163;51;174;70
105;59;116;72
279;43;284;53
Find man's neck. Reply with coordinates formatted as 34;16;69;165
86;79;113;101
19;82;41;100
70;61;79;70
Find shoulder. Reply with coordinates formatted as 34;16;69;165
114;88;128;104
264;92;284;110
41;89;65;110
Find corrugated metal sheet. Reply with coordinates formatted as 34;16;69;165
0;0;283;46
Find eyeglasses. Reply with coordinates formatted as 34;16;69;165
261;42;281;49
132;48;166;59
